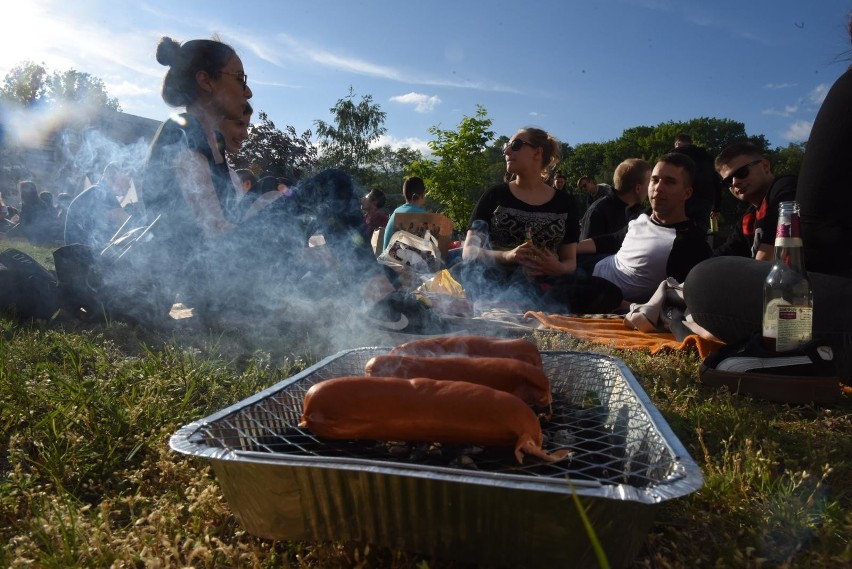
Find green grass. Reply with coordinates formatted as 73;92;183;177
1;239;851;568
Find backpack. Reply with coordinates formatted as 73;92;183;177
0;248;63;320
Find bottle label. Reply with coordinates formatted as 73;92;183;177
773;237;803;248
762;298;787;340
776;305;813;351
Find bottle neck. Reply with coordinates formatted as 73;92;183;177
773;237;806;272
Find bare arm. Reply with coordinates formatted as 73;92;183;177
461;228;516;264
754;243;773;261
576;238;597;255
174;150;236;238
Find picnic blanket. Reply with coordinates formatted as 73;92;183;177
525;312;725;359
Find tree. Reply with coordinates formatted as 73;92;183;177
47;69;120;111
769;142;806;177
1;61;123;198
407;105;494;229
359;145;423;209
0;61;48;106
0;61;120;110
231;111;317;181
314;87;386;184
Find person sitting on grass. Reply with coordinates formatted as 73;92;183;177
451;127;621;314
711;141;796;260
579;158;651;240
684;13;852;384
116;35;395;327
382;176;429;252
577;153;712;305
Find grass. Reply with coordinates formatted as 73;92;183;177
1;238;851;568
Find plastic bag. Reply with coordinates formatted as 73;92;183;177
378;229;442;274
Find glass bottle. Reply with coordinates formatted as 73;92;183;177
762;201;813;351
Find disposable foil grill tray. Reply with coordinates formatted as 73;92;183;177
171;347;703;569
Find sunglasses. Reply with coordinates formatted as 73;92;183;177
221;71;249;89
722;158;763;188
503;139;536;152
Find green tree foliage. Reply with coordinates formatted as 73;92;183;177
485;134;510;187
407;105;495;229
360;145;423;210
0;61;48;106
314;87;387;185
0;61;120;110
560;117;763;187
768;142;806;177
231;111;316;181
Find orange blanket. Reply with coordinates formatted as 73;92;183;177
525;312;725;359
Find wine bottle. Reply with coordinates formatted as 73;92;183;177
762;201;813;351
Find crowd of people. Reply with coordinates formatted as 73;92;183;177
2;21;851;381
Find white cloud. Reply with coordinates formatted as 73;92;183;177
373;134;432;156
762;104;798;117
390;92;442;113
264;33;516;93
763;82;797;89
782;120;813;142
809;83;829;105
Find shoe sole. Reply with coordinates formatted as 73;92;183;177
699;363;843;405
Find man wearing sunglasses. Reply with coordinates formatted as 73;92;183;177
712;142;796;260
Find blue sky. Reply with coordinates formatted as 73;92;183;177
3;0;851;154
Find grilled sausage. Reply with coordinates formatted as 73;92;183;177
364;354;551;407
389;335;543;369
299;376;568;464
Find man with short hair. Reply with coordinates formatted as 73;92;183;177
712;142;796;260
579;158;651;240
64;162;132;249
671;133;722;233
576;175;610;218
576;153;712;303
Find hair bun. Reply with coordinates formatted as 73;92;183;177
156;36;182;67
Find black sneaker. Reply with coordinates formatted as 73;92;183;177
699;334;842;405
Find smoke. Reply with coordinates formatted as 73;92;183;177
1;100;150;200
87;158;405;355
4;101;558;352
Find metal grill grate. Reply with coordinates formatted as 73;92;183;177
194;348;680;488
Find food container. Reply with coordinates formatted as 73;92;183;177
170;348;703;568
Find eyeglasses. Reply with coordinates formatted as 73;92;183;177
722;158;763;188
503;139;536;152
221;71;248;89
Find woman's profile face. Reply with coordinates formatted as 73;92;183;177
213;54;253;121
503;130;540;175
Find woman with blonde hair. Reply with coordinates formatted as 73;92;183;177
453;127;621;313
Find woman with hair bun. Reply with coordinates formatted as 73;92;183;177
452;127;621;314
130;36;390;325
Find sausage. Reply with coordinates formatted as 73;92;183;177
299;376;568;464
364;354;551;407
389;335;543;369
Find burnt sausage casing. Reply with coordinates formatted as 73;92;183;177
364;354;551;407
299;376;567;464
389;335;543;369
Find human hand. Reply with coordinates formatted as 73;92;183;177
514;242;560;276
